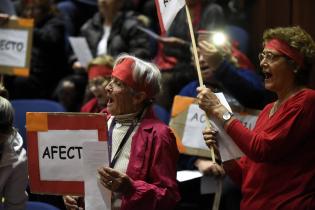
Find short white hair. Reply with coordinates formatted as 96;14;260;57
113;54;162;98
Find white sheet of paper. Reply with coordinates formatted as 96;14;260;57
182;104;210;150
211;93;244;162
200;176;220;194
0;28;28;67
69;37;93;68
215;92;232;112
181;93;244;162
136;26;161;40
82;141;111;210
210;118;244;162
176;170;202;182
38;130;99;181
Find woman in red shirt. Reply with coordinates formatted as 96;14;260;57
197;26;315;210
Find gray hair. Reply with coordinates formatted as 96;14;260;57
113;54;162;98
0;96;15;136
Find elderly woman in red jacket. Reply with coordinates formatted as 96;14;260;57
64;54;180;210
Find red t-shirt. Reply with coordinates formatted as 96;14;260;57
227;89;315;210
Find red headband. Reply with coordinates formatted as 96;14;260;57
112;58;152;97
88;65;112;80
265;39;304;67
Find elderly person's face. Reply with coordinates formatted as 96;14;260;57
259;48;295;92
89;77;110;106
105;77;139;115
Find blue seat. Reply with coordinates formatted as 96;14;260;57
26;201;61;210
226;25;249;54
153;104;170;124
11;99;66;147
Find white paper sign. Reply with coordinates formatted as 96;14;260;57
0;28;28;67
82;142;111;210
182;104;209;150
181;93;244;162
176;170;202;182
69;37;93;68
38;130;99;181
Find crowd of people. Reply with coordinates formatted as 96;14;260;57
0;0;315;210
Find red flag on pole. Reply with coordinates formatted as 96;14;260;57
155;0;186;34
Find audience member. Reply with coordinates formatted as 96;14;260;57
177;29;267;210
7;0;71;99
154;0;227;111
199;26;315;210
0;96;28;210
71;0;151;71
81;55;113;113
57;0;98;36
53;74;87;112
64;54;180;210
180;30;275;110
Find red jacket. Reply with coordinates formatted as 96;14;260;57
81;98;105;113
227;89;315;210
108;107;180;210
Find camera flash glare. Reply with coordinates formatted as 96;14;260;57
212;32;226;46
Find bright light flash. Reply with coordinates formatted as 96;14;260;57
212;32;227;46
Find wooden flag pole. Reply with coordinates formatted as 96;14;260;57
184;5;203;86
185;3;222;210
184;4;216;163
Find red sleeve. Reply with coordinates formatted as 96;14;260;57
121;126;180;210
80;98;97;113
224;158;245;187
226;104;310;162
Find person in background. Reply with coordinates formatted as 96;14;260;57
64;54;180;210
53;74;87;112
81;55;113;113
57;0;97;36
180;30;275;110
199;26;315;210
0;96;28;210
177;29;265;210
71;0;151;71
7;0;71;99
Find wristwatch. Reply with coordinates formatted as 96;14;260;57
222;111;234;126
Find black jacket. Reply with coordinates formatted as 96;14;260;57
80;11;151;59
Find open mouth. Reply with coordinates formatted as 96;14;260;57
263;71;272;80
107;96;114;106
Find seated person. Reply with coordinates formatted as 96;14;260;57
71;0;151;71
8;0;71;99
81;55;114;113
180;30;275;110
0;96;28;209
177;30;274;210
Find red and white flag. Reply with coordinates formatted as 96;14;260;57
155;0;186;34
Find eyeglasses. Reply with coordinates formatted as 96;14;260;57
258;51;284;63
